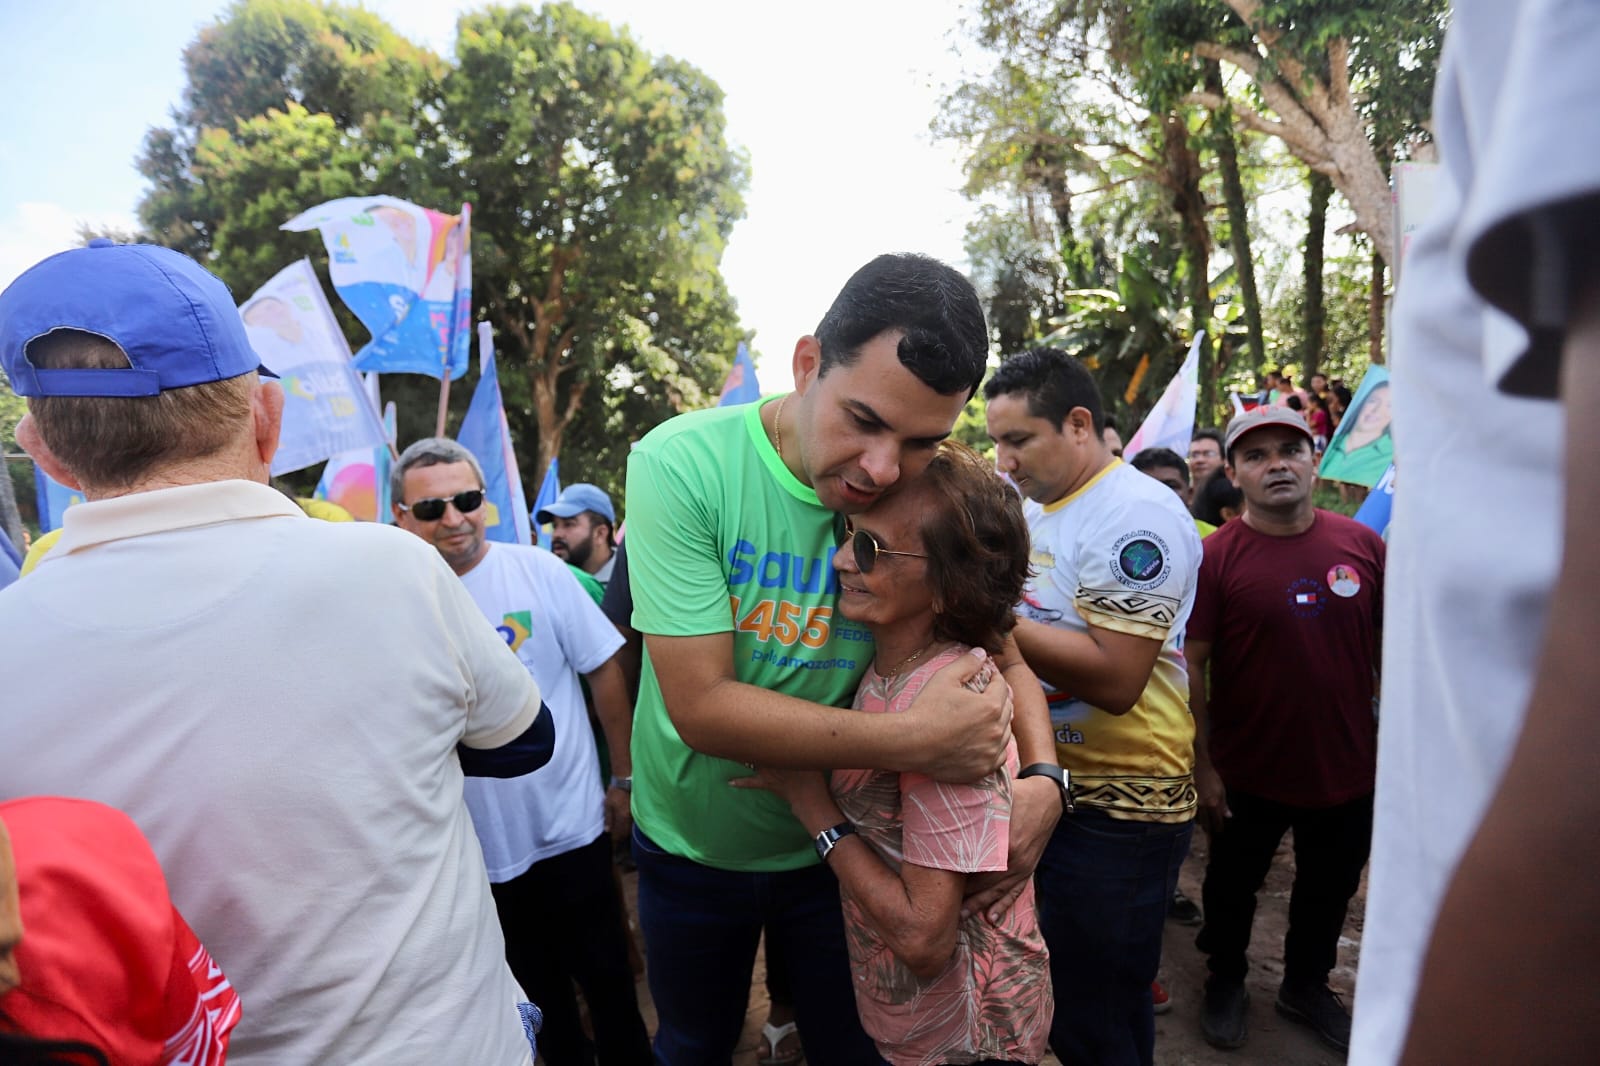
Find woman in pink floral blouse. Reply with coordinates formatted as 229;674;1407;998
738;441;1052;1066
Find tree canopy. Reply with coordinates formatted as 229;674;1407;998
943;0;1448;430
135;0;749;500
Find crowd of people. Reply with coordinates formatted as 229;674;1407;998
2;5;1597;1064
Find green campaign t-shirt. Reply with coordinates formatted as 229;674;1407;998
566;563;604;606
625;395;874;871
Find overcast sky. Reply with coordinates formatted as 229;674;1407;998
0;0;987;386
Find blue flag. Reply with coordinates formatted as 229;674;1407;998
282;197;473;379
717;342;761;406
1354;463;1396;538
531;457;561;550
457;323;532;546
34;465;83;533
0;524;21;590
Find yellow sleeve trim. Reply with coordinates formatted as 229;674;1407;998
1076;604;1172;641
1042;458;1123;513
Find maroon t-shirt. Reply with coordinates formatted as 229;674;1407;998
1187;510;1384;807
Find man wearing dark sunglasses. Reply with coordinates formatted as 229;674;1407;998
393;437;651;1066
622;254;1062;1064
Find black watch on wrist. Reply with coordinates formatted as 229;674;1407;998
1017;762;1074;814
814;821;857;862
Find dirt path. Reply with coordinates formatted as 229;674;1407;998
614;828;1362;1064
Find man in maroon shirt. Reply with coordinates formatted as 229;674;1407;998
1184;406;1384;1055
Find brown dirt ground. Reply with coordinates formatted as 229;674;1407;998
607;828;1363;1065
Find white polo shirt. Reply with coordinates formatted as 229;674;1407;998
0;480;539;1066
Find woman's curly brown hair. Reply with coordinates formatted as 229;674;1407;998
916;440;1032;655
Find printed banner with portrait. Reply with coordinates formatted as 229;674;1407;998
239;259;389;477
1319;366;1393;487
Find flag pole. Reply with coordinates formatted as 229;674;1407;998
434;202;472;437
435;369;451;437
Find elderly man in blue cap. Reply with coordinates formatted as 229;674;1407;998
537;482;619;588
0;241;553;1065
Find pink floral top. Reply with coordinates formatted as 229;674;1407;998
831;645;1052;1066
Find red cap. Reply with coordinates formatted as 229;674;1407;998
0;797;240;1065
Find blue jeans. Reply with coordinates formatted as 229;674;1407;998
632;826;884;1066
1034;810;1193;1066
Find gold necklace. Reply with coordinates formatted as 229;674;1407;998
878;641;933;678
771;394;788;461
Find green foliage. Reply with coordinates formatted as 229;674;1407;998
1262;237;1375;390
946;0;1446;435
178;0;441;133
1;370;38;534
1038;248;1194;433
950;391;994;459
1313;481;1362;517
135;0;749;499
441;3;749;492
0;372;23;452
1128;0;1449;173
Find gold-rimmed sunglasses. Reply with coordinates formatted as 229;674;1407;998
842;519;928;573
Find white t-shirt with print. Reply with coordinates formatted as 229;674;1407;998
1020;460;1201;822
460;542;624;879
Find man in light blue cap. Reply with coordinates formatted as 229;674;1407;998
0;241;552;1065
537;482;618;587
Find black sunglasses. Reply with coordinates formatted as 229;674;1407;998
398;489;485;522
842;520;928;573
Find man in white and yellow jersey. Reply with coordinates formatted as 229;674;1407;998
986;346;1202;1066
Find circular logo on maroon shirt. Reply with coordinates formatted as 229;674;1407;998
1286;577;1326;618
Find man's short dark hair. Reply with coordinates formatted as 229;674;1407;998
982;347;1105;433
1191;428;1224;451
582;510;617;549
814;253;989;398
391;437;486;504
1130;447;1190;485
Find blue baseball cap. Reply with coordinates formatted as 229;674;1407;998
535;483;615;525
0;240;275;398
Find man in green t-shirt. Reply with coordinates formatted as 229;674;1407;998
624;254;1062;1064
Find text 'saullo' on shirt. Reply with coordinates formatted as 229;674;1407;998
724;535;872;691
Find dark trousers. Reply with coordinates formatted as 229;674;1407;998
1196;790;1373;987
491;831;651;1066
1035;809;1193;1066
632;825;884;1066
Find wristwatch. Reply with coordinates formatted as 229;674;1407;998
1017;762;1075;814
608;775;632;792
814;821;857;862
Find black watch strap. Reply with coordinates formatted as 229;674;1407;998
814;821;857;861
1017;761;1075;814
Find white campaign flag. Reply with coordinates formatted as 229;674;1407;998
241;259;389;476
1124;332;1204;462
